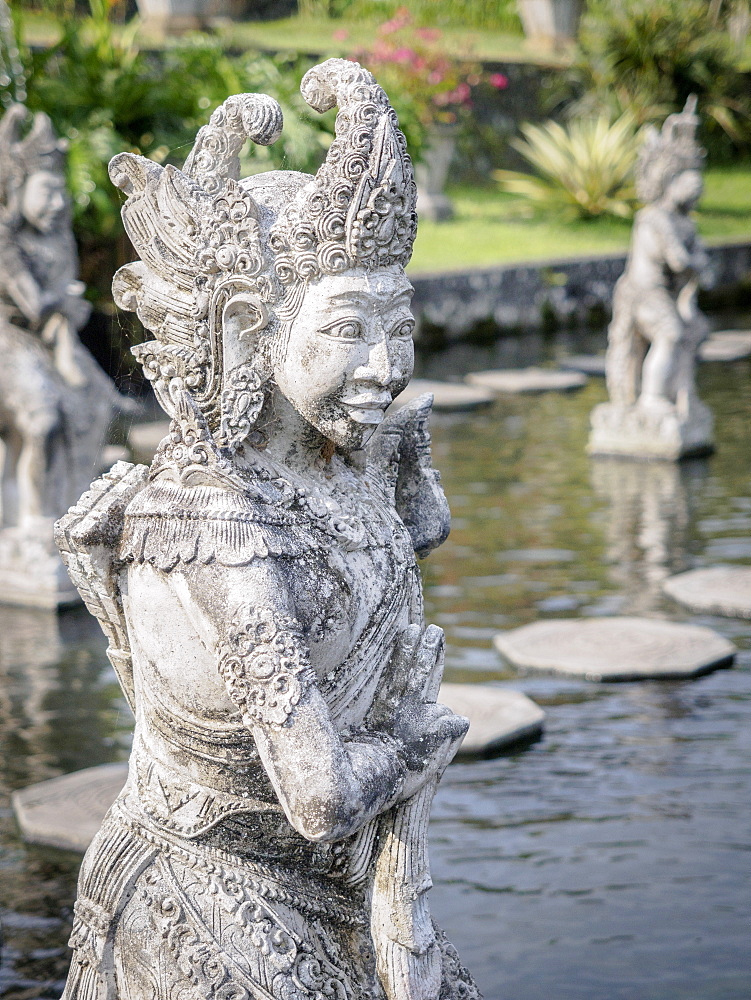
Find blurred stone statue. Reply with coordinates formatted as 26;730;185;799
57;59;480;1000
589;97;714;460
0;104;130;606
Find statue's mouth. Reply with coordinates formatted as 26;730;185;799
340;391;392;424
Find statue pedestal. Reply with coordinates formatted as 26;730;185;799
0;524;80;608
588;399;714;461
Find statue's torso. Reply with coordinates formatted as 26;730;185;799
119;462;420;839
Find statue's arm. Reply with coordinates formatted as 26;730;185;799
655;212;701;276
179;562;461;842
0;235;45;325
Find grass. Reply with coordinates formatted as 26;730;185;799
408;164;751;274
20;11;565;65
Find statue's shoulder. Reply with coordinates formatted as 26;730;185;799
55;461;150;711
120;469;320;570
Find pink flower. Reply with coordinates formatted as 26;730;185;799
489;73;509;90
428;70;444;86
416;27;441;42
393;46;416;63
455;82;471;101
332;28;349;41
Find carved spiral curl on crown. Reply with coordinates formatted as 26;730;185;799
269;58;417;285
637;95;706;204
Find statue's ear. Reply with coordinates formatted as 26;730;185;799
222;293;268;344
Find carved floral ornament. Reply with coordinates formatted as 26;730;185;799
109;58;418;449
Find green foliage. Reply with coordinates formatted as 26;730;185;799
494;114;641;220
576;0;751;157
347;8;502;161
6;1;334;303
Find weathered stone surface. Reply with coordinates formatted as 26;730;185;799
559;354;607;376
663;565;751;619
466;367;587;393
0;104;132;607
494;616;736;681
589;98;714;462
57;60;480;1000
392;378;495;411
441;683;544;756
699;330;751;362
12;763;128;853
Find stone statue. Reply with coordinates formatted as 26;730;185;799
589;97;714;460
0;104;131;606
56;59;480;1000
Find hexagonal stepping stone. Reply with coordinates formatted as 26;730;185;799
440;683;544;756
12;762;128;852
465;367;587;394
699;331;751;362
663;565;751;619
493;617;735;681
558;355;607;376
391;379;494;412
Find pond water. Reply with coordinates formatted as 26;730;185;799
1;326;751;1000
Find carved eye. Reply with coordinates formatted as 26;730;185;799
391;318;415;339
322;319;363;340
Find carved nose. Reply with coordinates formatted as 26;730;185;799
354;337;392;387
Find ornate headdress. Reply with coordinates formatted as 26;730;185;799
636;95;705;203
0;104;67;213
109;58;417;440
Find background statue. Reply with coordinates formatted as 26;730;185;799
589;97;714;460
57;60;480;1000
0;104;132;606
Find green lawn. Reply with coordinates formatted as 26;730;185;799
21;12;562;65
408;165;751;274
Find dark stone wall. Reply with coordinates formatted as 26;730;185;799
410;240;751;343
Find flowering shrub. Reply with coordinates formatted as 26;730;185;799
347;7;506;160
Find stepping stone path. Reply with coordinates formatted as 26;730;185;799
663;565;751;619
12;684;539;852
12;762;128;853
440;683;544;757
391;379;495;412
466;367;587;394
493;617;735;681
699;330;751;362
558;355;607;376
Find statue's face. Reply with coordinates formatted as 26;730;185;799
274;266;415;451
21;170;68;233
664;169;703;210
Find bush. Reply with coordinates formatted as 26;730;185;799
576;0;751;158
494;113;641;220
7;1;334;303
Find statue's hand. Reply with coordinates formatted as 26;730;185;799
378;624;468;798
367;393;450;557
394;700;468;800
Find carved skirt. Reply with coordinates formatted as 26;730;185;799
62;799;480;1000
